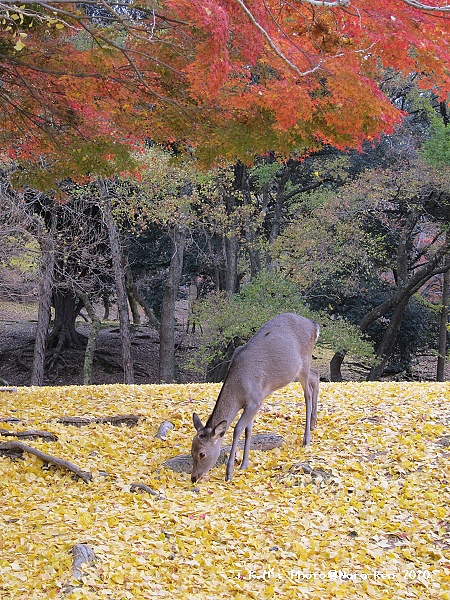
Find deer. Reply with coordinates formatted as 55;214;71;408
190;312;320;483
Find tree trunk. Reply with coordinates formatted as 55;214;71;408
98;179;134;384
246;237;262;280
102;293;111;321
206;336;242;382
47;288;85;351
268;170;290;246
360;221;449;335
31;226;55;386
368;297;410;381
124;263;160;329
437;259;450;381
225;235;239;294
124;260;141;325
216;233;239;295
159;227;186;383
237;161;262;279
358;221;450;381
329;351;345;382
214;176;241;295
77;291;101;385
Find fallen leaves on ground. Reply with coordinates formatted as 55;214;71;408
0;382;449;599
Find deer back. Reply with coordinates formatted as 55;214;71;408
220;312;319;400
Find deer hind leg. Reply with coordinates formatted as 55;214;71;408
302;386;312;446
297;368;313;446
309;368;320;430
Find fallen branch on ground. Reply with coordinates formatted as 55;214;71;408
71;544;97;579
57;414;141;427
130;482;165;499
155;420;174;439
0;441;92;482
0;428;58;441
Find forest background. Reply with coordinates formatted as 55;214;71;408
1;0;450;387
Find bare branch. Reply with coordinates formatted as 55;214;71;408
400;0;450;12
287;0;350;5
235;0;323;77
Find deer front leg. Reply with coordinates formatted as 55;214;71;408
226;405;258;481
240;419;254;471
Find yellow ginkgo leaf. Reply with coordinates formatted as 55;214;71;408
14;39;25;51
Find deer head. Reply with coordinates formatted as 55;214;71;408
190;413;227;483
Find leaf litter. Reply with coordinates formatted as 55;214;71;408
0;381;449;599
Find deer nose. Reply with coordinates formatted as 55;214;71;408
191;475;197;483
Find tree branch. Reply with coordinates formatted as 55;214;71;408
0;429;58;441
400;0;450;12
235;0;324;78
0;441;92;482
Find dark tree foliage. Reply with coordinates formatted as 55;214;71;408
308;281;439;376
126;225;216;319
126;226;172;320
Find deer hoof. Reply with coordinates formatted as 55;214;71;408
225;468;234;481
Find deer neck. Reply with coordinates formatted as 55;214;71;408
205;386;240;431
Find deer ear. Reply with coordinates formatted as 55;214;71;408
193;413;204;431
212;420;227;440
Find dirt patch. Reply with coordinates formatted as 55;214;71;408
0;300;201;386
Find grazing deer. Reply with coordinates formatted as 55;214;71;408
190;313;320;482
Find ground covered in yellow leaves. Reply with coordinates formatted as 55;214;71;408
1;382;449;599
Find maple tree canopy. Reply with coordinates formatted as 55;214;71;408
1;0;450;176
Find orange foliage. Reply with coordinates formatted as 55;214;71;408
1;0;450;177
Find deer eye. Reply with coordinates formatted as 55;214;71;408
199;452;206;460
